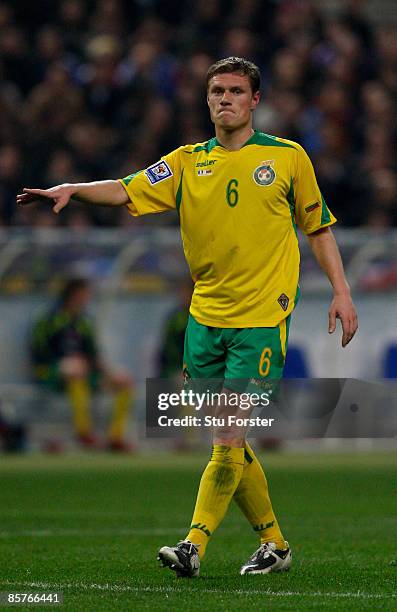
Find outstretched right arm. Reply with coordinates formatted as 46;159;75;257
16;180;129;214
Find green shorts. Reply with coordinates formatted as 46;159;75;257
183;314;291;392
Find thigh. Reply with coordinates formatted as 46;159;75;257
225;315;291;384
183;314;226;380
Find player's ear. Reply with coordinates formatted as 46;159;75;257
251;91;261;111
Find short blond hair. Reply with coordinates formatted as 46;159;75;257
206;57;260;94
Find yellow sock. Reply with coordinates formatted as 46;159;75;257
233;442;286;549
66;378;92;436
186;445;244;558
108;387;132;442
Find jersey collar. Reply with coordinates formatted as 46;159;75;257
212;130;261;151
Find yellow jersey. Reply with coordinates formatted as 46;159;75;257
119;131;336;328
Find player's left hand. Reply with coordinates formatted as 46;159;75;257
328;293;358;347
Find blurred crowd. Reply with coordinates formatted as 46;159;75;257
0;0;396;229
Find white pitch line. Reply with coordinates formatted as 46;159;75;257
0;580;395;600
0;528;185;538
0;510;136;518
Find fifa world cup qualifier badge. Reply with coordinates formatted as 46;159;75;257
253;160;276;186
145;160;173;185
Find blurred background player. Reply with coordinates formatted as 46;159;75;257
31;277;134;450
158;278;198;450
158;279;192;380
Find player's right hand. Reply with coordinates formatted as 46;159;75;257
16;184;75;214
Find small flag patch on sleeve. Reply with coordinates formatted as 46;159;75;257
305;201;320;213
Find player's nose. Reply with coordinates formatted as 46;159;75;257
220;92;232;105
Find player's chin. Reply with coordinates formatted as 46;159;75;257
216;117;241;131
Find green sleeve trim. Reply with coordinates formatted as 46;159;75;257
320;193;331;225
122;170;143;186
286;178;298;238
176;169;184;212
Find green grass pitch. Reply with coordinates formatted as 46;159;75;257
0;451;396;610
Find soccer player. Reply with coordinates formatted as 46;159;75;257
31;277;134;451
17;57;358;576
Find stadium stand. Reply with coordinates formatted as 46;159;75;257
0;0;395;229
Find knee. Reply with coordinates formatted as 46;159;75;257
59;356;90;379
213;426;246;448
109;370;133;391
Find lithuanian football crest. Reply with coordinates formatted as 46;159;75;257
253;160;276;186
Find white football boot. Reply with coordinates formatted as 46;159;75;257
158;540;200;578
240;541;291;575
